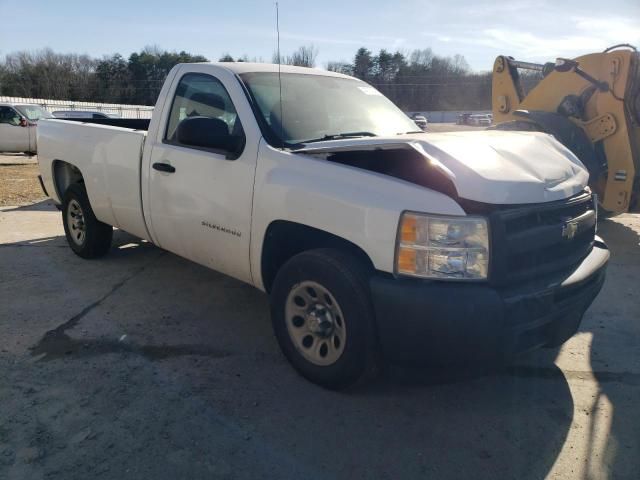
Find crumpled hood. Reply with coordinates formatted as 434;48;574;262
298;130;589;205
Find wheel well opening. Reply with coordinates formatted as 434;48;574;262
261;221;374;293
53;160;84;200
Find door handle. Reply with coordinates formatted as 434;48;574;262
152;162;175;173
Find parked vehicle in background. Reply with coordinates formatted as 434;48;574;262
456;113;492;126
456;113;472;125
37;62;608;389
53;110;121;119
410;113;428;130
0;103;52;153
468;114;492;126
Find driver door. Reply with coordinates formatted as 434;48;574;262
0;107;29;152
146;70;257;284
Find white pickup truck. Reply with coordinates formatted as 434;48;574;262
37;62;609;388
0;102;53;153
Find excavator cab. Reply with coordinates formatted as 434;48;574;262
492;44;640;214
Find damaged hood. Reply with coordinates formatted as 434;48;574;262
298;130;589;205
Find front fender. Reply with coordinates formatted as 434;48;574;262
249;140;465;290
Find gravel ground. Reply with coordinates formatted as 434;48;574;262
0;206;638;480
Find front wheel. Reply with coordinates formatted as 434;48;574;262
62;183;113;259
270;249;378;389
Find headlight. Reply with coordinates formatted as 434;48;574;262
395;212;490;280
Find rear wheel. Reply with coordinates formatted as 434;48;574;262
270;248;378;389
62;183;112;258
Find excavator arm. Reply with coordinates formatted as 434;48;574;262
492;46;640;214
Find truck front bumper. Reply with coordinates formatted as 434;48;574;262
370;238;609;364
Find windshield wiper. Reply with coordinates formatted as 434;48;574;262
301;131;377;144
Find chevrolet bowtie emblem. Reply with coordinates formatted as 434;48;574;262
562;221;578;240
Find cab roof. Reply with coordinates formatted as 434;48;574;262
188;62;355;80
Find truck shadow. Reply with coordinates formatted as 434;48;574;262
583;217;640;479
3;213;635;479
1;199;54;212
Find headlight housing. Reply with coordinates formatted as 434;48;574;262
395;212;490;280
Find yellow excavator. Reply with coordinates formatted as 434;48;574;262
492;44;640;214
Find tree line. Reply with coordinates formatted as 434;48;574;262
0;45;512;110
0;47;207;106
326;47;492;110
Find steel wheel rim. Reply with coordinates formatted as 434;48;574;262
66;199;86;246
285;280;347;366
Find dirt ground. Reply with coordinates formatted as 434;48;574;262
0;158;45;206
1;140;639;479
1;205;638;480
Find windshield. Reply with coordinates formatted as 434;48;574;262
15;105;53;121
239;72;418;145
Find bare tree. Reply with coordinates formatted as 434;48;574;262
274;45;318;67
326;61;352;74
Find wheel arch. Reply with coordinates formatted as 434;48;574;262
260;220;375;293
52;160;85;201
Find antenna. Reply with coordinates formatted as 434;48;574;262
276;1;284;148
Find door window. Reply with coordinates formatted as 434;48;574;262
0;107;21;126
165;73;244;155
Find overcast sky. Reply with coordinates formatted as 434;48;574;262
1;0;639;71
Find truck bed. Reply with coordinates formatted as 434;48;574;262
37;119;149;239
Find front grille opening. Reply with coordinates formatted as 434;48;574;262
504;199;591;235
507;230;594;276
491;191;596;284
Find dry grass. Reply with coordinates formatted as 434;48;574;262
0;163;46;206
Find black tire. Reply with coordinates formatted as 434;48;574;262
62;183;113;259
270;248;378;389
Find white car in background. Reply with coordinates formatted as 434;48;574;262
468;114;492;126
53;110;121;120
410;113;428;130
0;103;53;153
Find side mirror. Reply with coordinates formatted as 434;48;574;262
176;116;243;159
554;58;579;73
19;118;28;127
